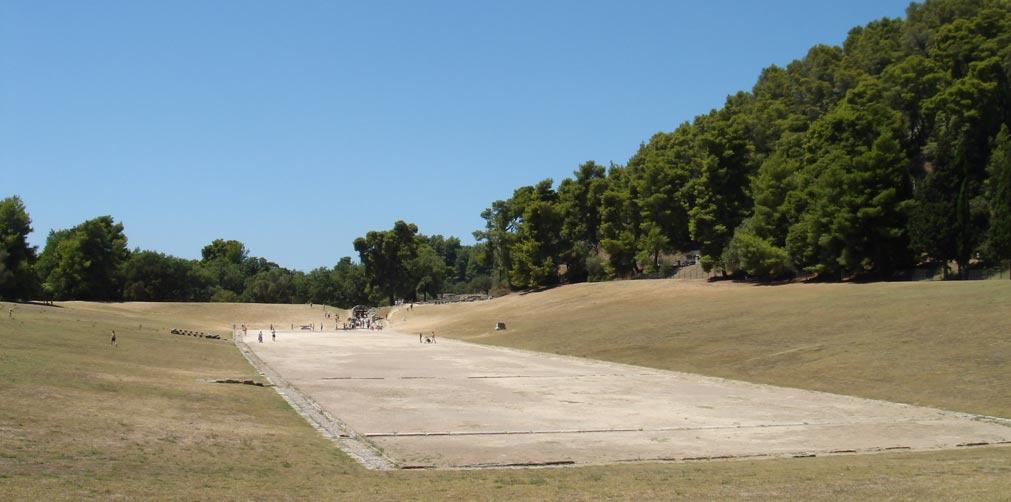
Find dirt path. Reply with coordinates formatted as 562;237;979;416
242;329;1011;469
234;332;395;470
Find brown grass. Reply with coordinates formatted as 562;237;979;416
1;292;1009;500
59;300;346;332
393;280;1011;418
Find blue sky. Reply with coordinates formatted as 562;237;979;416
2;0;912;271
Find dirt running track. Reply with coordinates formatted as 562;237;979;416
243;330;1011;469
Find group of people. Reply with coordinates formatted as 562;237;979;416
235;323;275;343
233;306;399;342
342;317;383;330
419;332;436;344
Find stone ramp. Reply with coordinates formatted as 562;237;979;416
234;332;395;470
241;330;1011;469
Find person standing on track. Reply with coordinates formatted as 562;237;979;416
258;331;263;343
272;330;276;342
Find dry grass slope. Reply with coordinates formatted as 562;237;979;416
0;295;1009;499
393;280;1011;418
60;301;347;332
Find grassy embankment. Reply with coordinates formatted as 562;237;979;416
395;280;1011;418
0;286;1009;499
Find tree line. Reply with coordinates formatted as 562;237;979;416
0;197;492;305
475;0;1011;286
3;1;1010;303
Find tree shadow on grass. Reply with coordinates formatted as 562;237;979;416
6;300;63;308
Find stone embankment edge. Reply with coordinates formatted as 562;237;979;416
233;331;396;471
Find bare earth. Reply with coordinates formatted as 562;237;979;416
244;329;1011;469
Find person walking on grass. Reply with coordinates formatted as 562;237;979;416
110;330;117;347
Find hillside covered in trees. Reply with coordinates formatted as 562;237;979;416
476;0;1011;285
2;0;1009;305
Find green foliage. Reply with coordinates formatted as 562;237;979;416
332;257;371;306
687;96;758;272
786;97;914;278
723;224;794;280
626;129;693;269
583;254;607;282
200;239;247;264
598;166;640;278
411;244;448;301
984;126;1011;262
635;223;669;274
475;199;517;286
10;0;1011;298
37;216;129;300
472;0;1010;285
243;267;300;304
0;196;38;300
558;162;607;249
509;181;565;288
354;220;421;304
209;287;241;303
123;251;211;301
5;196;482;306
558;162;609;282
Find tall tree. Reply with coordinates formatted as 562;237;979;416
199;239;249;297
598;166;640;277
557;161;608;282
626;129;694;265
475;199;518;287
0;196;38;300
687;96;757;272
787;94;913;278
984;125;1011;270
244;267;300;304
354;221;420;305
507;180;564;288
410;244;448;300
122;251;210;301
910;66;1000;272
37;216;130;300
201;239;248;264
332;256;372;307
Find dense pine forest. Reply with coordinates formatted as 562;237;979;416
477;0;1011;286
2;0;1009;305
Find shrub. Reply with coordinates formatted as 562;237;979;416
723;230;794;280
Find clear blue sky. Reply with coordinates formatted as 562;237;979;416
2;0;912;271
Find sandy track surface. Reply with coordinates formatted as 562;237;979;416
243;330;1011;468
